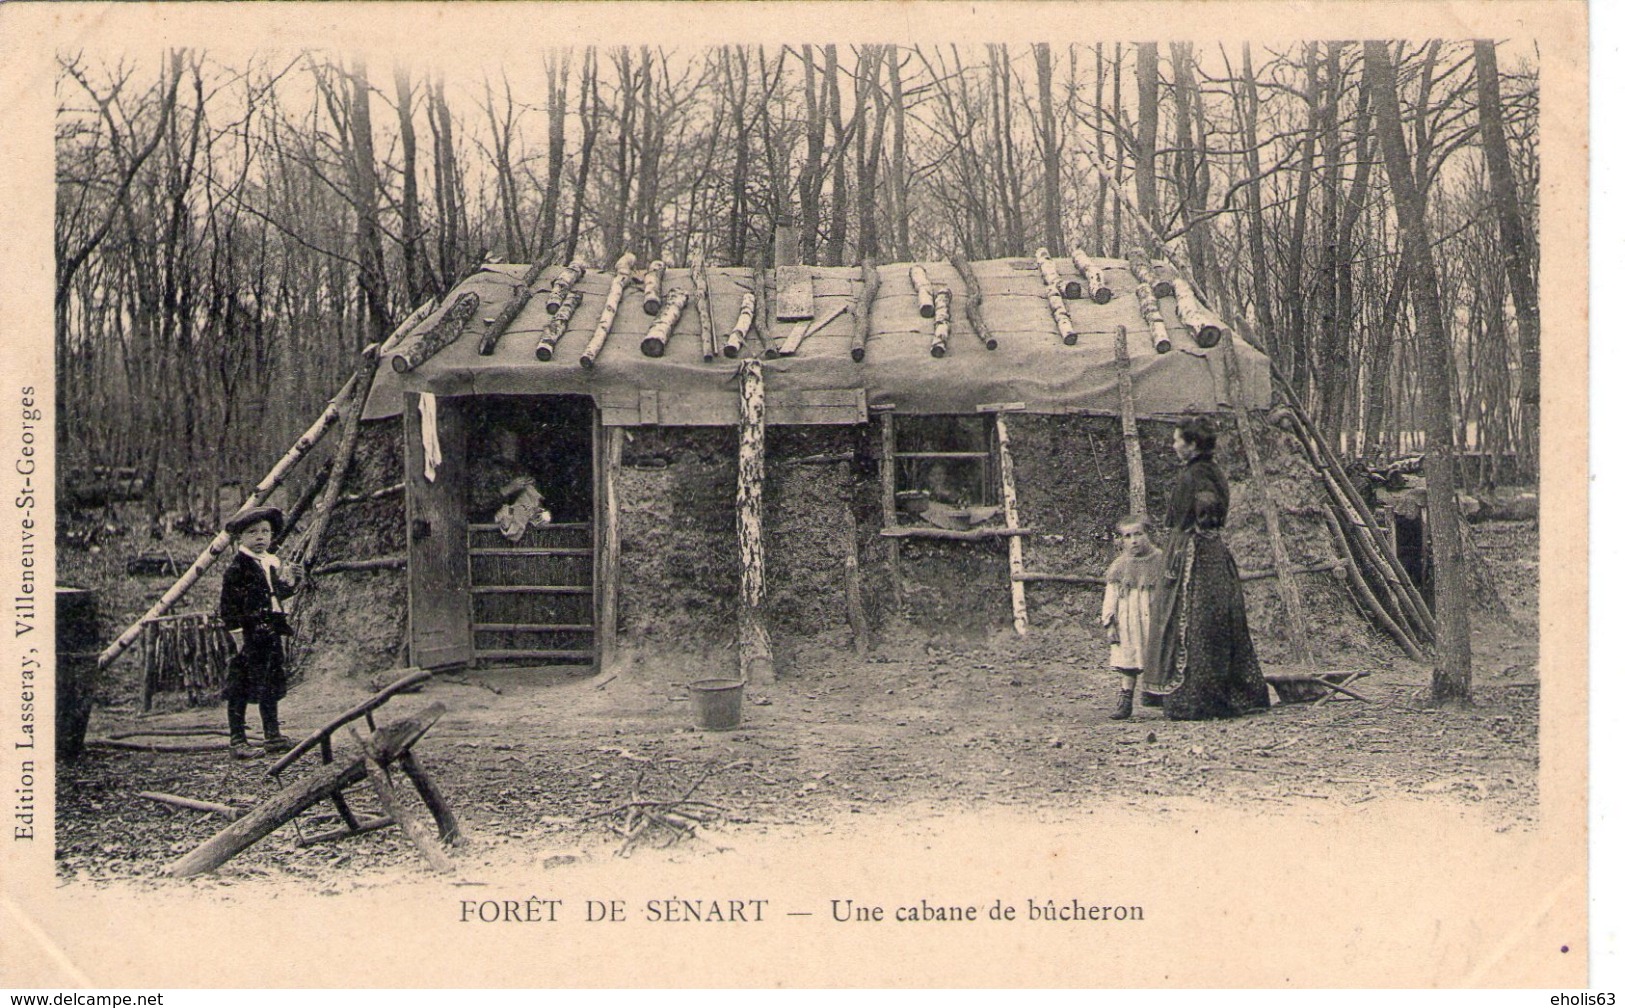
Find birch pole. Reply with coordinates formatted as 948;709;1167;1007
579;252;636;368
736;360;773;682
993;413;1028;635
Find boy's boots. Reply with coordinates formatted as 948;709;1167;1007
261;702;293;755
227;698;264;760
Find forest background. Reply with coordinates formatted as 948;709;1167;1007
54;40;1539;529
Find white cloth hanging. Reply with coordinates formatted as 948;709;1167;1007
421;392;442;482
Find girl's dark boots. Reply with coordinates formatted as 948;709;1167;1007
1109;688;1135;720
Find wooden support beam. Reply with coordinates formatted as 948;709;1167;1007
1070;249;1113;304
842;459;869;656
993;412;1028;635
398;750;463;844
930;288;953;357
288;342;390;575
949;254;997;349
99;369;364;668
535;289;583;361
879;412;902;608
391;291;481;373
1113;325;1148;515
353;726;455;873
311;556;407;576
640;288;689;358
598;423;622;668
579;253;636;368
691;263;719;362
773;304;846;358
641;259;666;316
477;261;546;355
881;525;1035;541
909;264;935;318
850;258;881;361
736;359;773;683
545;261;588;314
337;482;404;507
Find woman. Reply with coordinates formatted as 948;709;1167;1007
1140;417;1271;720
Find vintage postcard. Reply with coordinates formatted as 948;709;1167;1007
0;0;1591;990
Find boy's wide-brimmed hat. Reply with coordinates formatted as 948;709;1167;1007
225;505;285;536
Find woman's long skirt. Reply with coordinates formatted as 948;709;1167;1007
1141;530;1271;720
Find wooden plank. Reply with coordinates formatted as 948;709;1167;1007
880;526;1035;540
993;413;1028;635
1113;325;1148;515
405;393;472;671
774;263;814;320
639;389;660;425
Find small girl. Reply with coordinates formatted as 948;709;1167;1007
1100;515;1163;720
219;506;303;759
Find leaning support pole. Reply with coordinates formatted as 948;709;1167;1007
993;412;1029;635
735;359;774;683
1221;337;1316;670
287;334;399;576
99;370;364;668
1112;325;1148;515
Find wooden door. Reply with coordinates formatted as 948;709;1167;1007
404;392;473;669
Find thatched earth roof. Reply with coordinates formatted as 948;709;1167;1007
363;257;1271;424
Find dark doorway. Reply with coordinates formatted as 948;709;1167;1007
463;395;596;671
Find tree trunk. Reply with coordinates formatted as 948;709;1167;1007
1364;40;1472;706
393;67;430;306
736;360;773;682
1034;43;1063;253
1134;43;1161;245
888;45;911;260
1474;40;1540;475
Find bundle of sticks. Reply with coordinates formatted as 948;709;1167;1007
581;762;728;857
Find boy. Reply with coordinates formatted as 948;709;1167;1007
219;506;303;759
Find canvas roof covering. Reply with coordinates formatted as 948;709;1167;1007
362;257;1272;425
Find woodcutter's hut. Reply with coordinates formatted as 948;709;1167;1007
289;242;1417;687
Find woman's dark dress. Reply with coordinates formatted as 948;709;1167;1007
219;551;296;703
1140;453;1271;719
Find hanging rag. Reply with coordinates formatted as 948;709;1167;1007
421;392;442;482
494;477;553;542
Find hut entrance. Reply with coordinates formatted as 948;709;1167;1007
464;395;596;670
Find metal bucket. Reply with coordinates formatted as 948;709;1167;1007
688;678;744;731
56;586;100;761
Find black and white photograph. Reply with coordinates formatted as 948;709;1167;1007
0;0;1594;993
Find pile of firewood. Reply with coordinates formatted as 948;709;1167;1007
582;760;729;857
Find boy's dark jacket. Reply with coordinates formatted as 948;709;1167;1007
219;551;297;641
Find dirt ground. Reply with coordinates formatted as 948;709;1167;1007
54;516;1540;888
